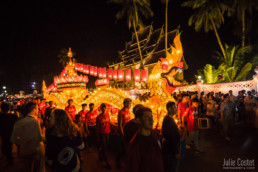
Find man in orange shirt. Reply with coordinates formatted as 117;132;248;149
79;104;88;123
65;99;76;121
85;103;98;152
116;98;132;168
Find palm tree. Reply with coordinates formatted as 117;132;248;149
214;44;252;82
196;64;220;84
57;48;76;67
197;44;254;83
182;0;231;59
232;0;257;48
109;0;153;69
161;0;171;55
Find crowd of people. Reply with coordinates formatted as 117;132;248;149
0;88;257;172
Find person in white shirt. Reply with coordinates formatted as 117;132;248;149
229;90;237;105
10;102;45;172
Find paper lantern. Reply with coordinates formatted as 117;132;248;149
95;80;99;86
102;68;106;78
125;69;131;81
95;79;109;86
103;79;109;85
113;69;117;80
83;65;89;74
94;67;98;76
90;66;94;75
160;58;168;70
134;69;140;82
75;63;79;70
78;63;83;72
118;69;124;81
108;69;113;79
98;68;103;78
141;69;148;82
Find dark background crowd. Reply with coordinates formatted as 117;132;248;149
0;88;257;172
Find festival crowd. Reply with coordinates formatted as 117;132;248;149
0;89;257;172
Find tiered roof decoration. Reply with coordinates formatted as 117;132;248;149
109;25;188;69
46;48;89;92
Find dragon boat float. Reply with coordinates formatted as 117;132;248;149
42;25;187;126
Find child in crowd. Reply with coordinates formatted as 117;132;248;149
75;114;87;160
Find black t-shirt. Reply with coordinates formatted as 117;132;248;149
124;119;140;144
45;128;84;172
162;115;180;154
126;131;164;172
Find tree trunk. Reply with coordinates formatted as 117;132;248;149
210;16;226;59
133;20;144;69
165;0;168;56
241;8;245;48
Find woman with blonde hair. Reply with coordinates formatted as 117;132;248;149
45;109;84;172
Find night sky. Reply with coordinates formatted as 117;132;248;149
1;0;257;94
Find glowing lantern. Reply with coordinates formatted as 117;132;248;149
141;69;148;82
160;58;168;70
98;68;103;78
118;69;124;81
103;79;109;85
83;65;89;74
113;69;117;80
125;69;131;81
90;66;94;75
75;63;79;70
95;79;109;86
94;67;98;76
134;69;140;82
102;68;106;78
108;69;113;79
79;63;83;72
95;80;99;86
76;64;80;71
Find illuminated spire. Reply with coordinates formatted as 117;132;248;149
67;47;73;63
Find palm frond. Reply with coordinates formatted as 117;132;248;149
235;63;252;81
203;64;219;84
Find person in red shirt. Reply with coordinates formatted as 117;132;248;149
79;104;88;123
96;103;111;170
65;99;76;121
85;103;98;152
178;94;189;124
188;94;196;106
116;98;132;168
118;98;132;135
183;98;200;153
